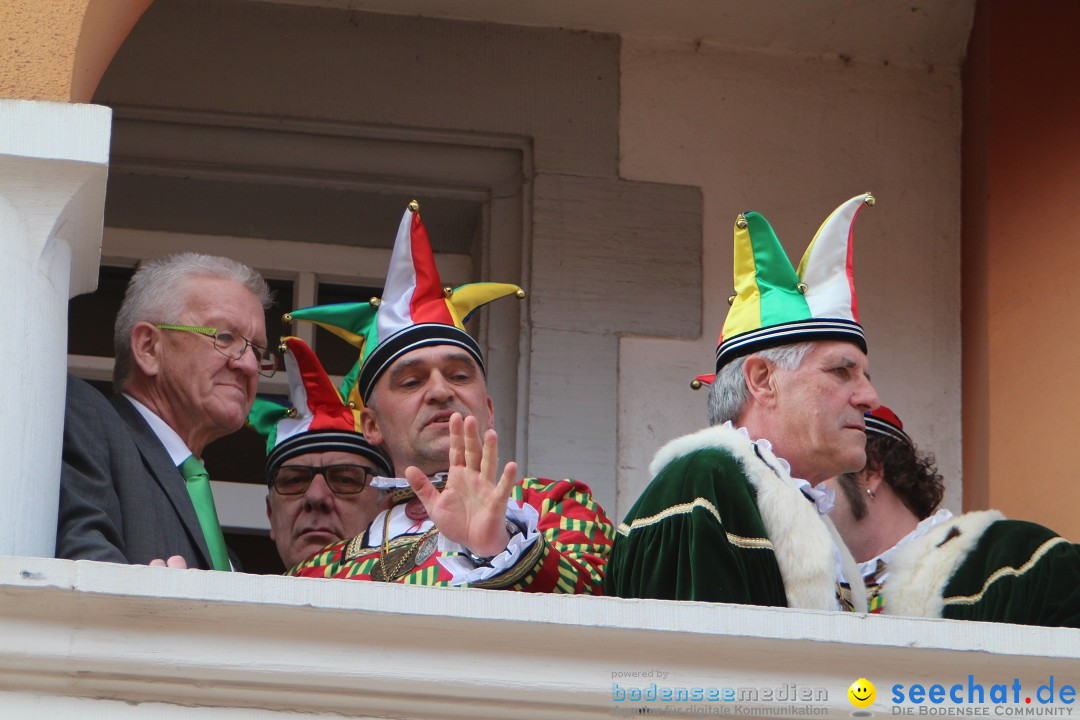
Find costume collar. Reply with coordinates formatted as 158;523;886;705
724;422;834;515
370;472;448;490
371;472;448;504
858;507;954;580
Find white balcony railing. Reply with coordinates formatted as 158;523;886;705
1;556;1077;719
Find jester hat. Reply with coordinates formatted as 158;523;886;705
864;404;913;447
248;336;391;484
285;201;525;404
694;193;875;386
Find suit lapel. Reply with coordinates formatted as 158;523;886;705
112;396;213;568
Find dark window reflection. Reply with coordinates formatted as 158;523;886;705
313;281;383;376
68;266;135;357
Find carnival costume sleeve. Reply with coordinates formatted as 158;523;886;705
288;476;614;594
466;477;614;594
605;446;787;605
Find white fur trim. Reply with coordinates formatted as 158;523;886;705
648;424;848;611
648;424;747;478
884;510;1004;619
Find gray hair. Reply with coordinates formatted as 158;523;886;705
113;253;272;390
707;342;814;426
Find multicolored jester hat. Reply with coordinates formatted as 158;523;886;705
248;336;392;484
693;192;875;388
284;200;526;407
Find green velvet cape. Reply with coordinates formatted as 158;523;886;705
885;510;1080;627
606;424;863;611
606;444;786;604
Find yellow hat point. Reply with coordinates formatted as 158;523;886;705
736;214;748;229
443;286;454;298
516;288;527;299
408;200;420;212
347;401;357;409
727;294;736;306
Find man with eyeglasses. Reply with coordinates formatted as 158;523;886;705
280;202;613;591
57;252;273;571
253;337;393;570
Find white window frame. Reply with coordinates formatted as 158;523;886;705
68;106;532;534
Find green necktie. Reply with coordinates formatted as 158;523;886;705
178;455;231;571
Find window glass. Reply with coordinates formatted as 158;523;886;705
68;266;135;357
313;281;383;376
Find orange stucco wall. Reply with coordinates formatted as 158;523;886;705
964;0;1080;540
0;0;149;102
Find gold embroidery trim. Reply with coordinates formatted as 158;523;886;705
726;532;773;549
943;536;1069;606
616;497;773;550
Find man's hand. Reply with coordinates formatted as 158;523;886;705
405;412;518;557
149;555;189;568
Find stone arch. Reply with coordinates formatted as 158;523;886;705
0;0;150;102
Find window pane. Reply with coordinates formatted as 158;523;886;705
68;269;293;359
263;277;293;349
68;266;135;357
203;420;277;486
314;281;383;376
224;530;284;575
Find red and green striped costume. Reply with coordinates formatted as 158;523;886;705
289;477;614;593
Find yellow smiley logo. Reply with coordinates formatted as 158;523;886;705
848;678;876;709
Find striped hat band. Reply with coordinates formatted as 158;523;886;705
864;414;913;447
715;318;866;373
356;323;485;404
266;430;392;484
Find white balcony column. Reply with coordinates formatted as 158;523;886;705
0;100;111;558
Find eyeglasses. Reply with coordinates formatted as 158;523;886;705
270;465;376;496
154;323;277;378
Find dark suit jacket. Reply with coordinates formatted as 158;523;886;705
56;374;217;569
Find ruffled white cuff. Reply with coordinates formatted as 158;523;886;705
438;500;541;586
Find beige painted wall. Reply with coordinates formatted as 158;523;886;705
0;0;149;102
964;0;1080;541
616;38;963;520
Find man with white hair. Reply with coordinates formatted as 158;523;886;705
57;253;274;570
606;194;879;610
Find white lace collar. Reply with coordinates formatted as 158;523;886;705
369;472;448;490
859;507;955;579
722;421;835;515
